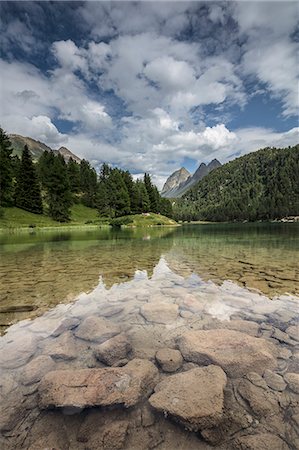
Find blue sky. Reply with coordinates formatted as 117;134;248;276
0;1;298;187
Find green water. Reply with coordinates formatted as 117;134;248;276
0;223;298;330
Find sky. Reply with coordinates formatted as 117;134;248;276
0;1;298;188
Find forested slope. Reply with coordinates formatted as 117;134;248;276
174;145;299;222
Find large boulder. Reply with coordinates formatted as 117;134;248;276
39;359;158;409
74;316;120;343
149;365;227;431
178;330;277;377
140;303;179;324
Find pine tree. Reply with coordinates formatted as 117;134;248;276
131;179;150;213
67;158;81;195
80;159;98;207
0;127;14;206
15;145;43;214
144;173;159;213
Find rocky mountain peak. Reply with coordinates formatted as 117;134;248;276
161;167;191;195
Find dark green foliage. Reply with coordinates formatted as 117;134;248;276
67;158;81;195
131;179;150;213
174;145;299;222
15;145;43;214
0;127;14;206
144;173;159;213
38;151;72;222
159;197;173;218
80;159;98;207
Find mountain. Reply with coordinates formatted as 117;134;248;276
161;167;191;197
161;159;221;198
9;134;81;163
174;145;299;222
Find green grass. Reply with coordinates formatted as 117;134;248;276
0;205;101;230
0;207;178;231
119;213;178;227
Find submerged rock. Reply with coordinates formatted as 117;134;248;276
155;348;183;372
284;372;299;393
149;365;227;431
178;329;277;377
263;369;286;392
140;303;179;324
74;315;121;343
39;358;158;409
22;355;56;385
94;333;132;366
233;433;289;450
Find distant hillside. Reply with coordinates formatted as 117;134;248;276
9;134;81;163
174;145;299;222
161;159;221;197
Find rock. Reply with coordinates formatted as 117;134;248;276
278;347;292;360
284;372;299;393
178;329;277;377
100;305;124;318
245;372;268;389
140;303;179;324
263;369;286;392
237;379;280;417
51;317;80;337
74;315;120;343
45;331;78;360
286;325;299;341
208;319;260;337
22;355;56;385
141;405;156;427
233;433;289;449
94;333;132;366
39;358;158;409
155;348;183;372
0;333;37;369
102;421;128;449
149;365;227;431
272;328;294;345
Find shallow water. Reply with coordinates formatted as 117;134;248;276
0;223;298;331
0;258;298;449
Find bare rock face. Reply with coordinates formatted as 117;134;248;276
94;333;132;366
155;348;183;372
233;433;289;450
178;330;277;377
140;303;179;324
39;359;158;409
74;316;121;343
149;365;227;431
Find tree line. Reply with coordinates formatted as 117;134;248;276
0;127;172;222
173;145;299;222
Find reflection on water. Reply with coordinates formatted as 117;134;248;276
0;223;298;330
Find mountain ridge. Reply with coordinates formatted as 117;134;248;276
162;159;221;198
8;134;81;163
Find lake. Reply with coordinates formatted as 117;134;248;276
0;222;298;331
0;223;298;449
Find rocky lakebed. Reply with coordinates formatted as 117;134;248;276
0;258;298;450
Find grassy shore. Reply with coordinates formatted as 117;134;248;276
0;207;178;231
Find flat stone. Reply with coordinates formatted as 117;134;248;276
140;303;179;324
22;355;56;385
178;329;277;377
272;328;294;345
237;379;280;416
263;369;286;392
39;359;159;409
149;365;227;431
75;316;121;343
286;325;299;341
211;319;260;337
284;372;299;393
51;317;80;337
233;433;289;450
45;331;78;361
94;333;132;366
99;305;124;318
155;348;183;372
0;333;37;369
